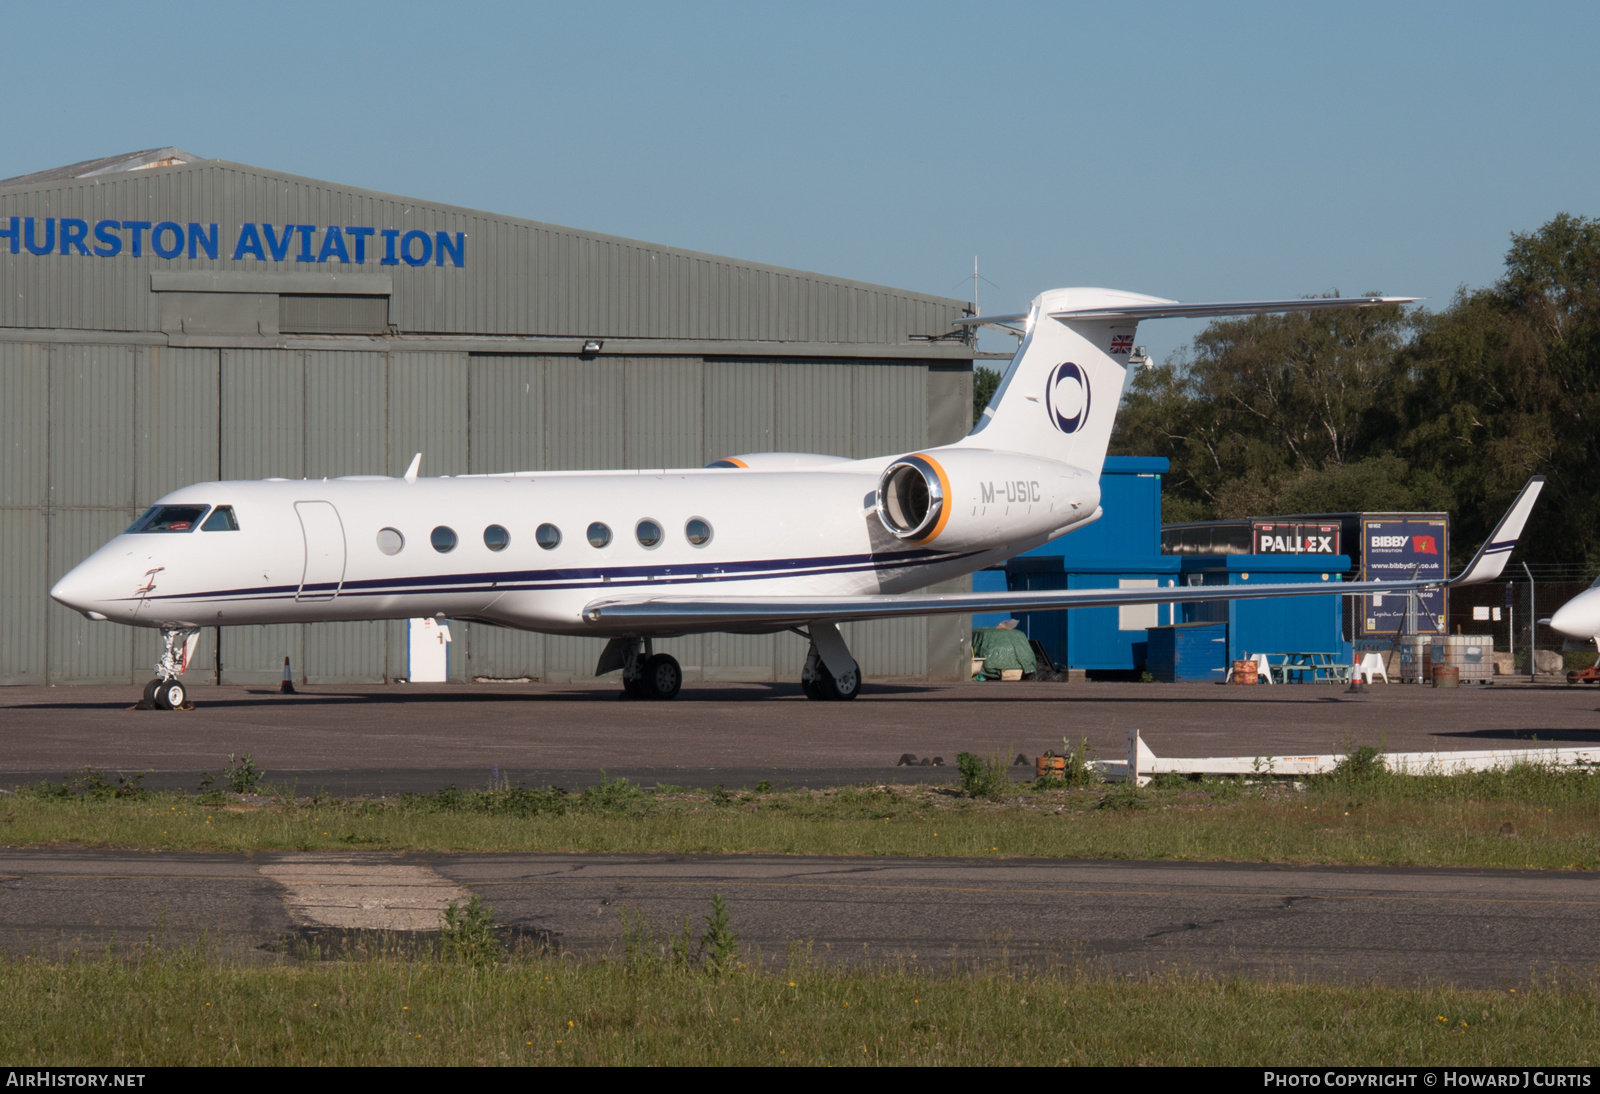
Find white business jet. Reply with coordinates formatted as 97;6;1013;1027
49;287;1545;710
1548;579;1600;649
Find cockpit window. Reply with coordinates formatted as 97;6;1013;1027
127;505;210;533
202;506;239;531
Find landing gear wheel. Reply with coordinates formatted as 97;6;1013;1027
622;673;650;699
817;668;860;701
801;676;825;701
641;653;682;700
141;679;163;706
155;678;187;711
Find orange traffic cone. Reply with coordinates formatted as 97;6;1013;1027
280;656;296;694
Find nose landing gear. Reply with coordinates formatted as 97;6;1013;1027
138;626;200;711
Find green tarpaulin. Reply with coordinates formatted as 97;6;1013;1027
971;627;1037;679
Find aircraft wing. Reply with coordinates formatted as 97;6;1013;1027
585;576;1440;629
584;477;1545;631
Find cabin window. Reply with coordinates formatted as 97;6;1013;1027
484;524;510;552
635;520;662;548
431;526;458;553
685;518;712;546
376;528;405;555
536;523;561;550
201;506;239;531
587;522;612;548
126;505;209;533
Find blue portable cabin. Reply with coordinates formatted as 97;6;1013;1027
1176;554;1354;666
1146;622;1230;683
970;456;1357;674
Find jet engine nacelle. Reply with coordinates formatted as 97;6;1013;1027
874;448;1099;552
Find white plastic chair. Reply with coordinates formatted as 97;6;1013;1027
1252;652;1274;685
1357;652;1389;684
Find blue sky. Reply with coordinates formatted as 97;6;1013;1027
11;1;1598;362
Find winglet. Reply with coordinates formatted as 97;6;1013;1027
1449;476;1546;586
403;453;421;483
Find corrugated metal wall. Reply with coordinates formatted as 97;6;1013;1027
0;344;221;685
13;345;971;687
0;157;976;688
0;160;966;343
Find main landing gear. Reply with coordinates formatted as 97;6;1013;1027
598;637;683;701
139;626;200;711
799;622;860;702
594;623;862;702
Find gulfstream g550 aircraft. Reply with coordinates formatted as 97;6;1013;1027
50;287;1544;709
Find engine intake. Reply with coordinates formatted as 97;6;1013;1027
876;455;946;541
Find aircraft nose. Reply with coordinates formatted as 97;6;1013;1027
1550;594;1600;639
50;561;111;619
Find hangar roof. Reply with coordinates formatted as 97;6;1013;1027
0;147;199;188
0;151;973;357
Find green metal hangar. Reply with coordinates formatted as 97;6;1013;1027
0;148;976;688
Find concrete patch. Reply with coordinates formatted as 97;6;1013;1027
259;856;473;931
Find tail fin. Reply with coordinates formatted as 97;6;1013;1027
1448;475;1545;586
955;287;1159;473
953;288;1420;473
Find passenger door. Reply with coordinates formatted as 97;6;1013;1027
295;501;347;601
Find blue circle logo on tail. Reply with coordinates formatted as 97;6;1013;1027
1046;362;1090;433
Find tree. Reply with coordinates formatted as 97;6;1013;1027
1398;214;1600;566
1111;296;1417;522
1110;214;1600;569
973;364;1003;423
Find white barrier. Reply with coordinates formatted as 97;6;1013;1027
1091;729;1600;786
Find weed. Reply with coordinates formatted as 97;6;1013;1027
623;897;740;977
700;893;740;977
671;915;696;971
620;906;657;971
412;783;570;817
1202;775;1243;802
225;754;265;795
439;895;501;968
1098;783;1148;811
1057;736;1100;788
29;769;147;802
957;750;1011;799
581;776;650;815
1150;771;1190;791
709;784;732;807
1317;739;1388;792
754;780;772;794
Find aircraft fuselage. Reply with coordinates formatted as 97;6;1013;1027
51;456;1100;639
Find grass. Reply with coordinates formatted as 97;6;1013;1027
6;760;1600;869
1;938;1595;1066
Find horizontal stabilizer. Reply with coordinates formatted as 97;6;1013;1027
951;295;1417;327
1050;296;1418;322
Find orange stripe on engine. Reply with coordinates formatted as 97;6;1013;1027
907;452;952;545
722;457;748;468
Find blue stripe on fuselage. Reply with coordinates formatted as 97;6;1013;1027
132;547;982;605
